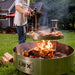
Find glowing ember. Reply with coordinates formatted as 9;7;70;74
31;40;56;58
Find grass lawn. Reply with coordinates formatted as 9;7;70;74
0;30;75;75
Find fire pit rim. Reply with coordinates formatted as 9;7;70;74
13;41;74;60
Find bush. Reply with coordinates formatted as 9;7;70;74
0;21;2;28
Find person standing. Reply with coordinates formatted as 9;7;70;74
14;0;33;44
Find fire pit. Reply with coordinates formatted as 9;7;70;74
13;40;74;75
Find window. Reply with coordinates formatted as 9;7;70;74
0;15;6;20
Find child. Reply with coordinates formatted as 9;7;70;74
14;0;33;44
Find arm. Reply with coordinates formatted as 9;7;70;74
28;7;33;12
15;5;31;16
15;5;25;14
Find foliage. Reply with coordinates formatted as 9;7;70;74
60;0;75;30
30;0;34;3
34;0;75;30
61;12;75;30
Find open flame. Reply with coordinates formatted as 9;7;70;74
20;40;68;59
32;40;56;58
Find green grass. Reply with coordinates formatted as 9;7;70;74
0;30;75;75
59;30;75;49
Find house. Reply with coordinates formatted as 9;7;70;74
0;0;49;29
0;0;15;28
28;2;49;31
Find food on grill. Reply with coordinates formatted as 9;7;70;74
28;29;64;40
38;30;63;36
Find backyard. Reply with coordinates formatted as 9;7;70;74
0;30;75;75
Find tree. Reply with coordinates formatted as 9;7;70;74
61;0;75;30
34;0;75;30
30;0;34;3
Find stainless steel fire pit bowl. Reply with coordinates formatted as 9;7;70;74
13;41;74;75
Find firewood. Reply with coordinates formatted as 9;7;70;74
24;51;29;57
1;57;9;64
4;52;13;62
28;50;40;57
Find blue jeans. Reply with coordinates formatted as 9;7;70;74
16;25;26;44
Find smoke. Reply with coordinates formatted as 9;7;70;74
47;0;69;18
34;0;70;26
38;13;48;26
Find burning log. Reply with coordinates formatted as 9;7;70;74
28;50;40;57
24;51;29;57
23;50;55;59
16;40;68;59
21;40;56;59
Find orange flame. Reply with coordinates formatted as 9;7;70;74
33;40;56;58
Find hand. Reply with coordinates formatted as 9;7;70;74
28;7;34;14
23;10;31;17
31;10;34;13
31;10;34;16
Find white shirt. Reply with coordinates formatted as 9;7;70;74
14;0;30;26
